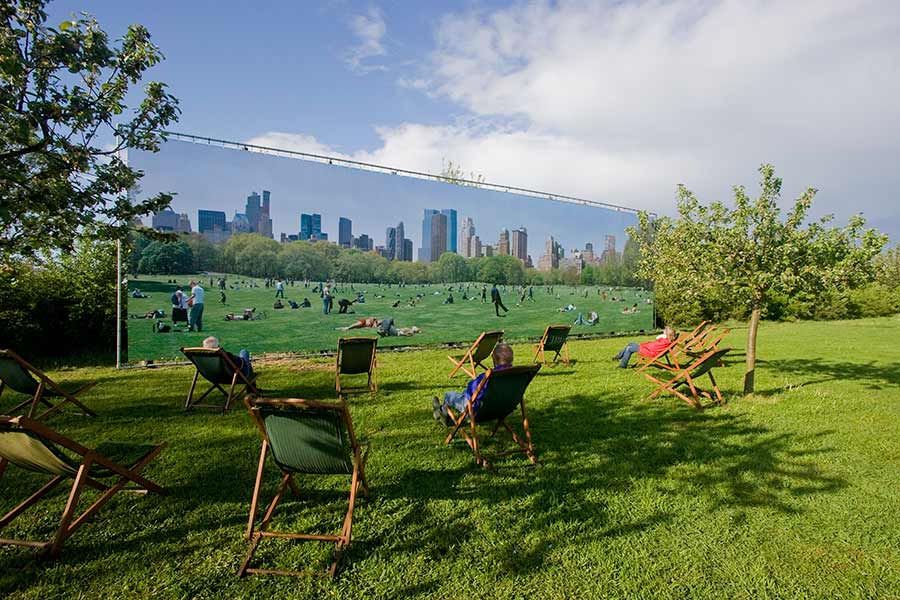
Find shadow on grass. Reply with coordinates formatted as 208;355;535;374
763;357;900;390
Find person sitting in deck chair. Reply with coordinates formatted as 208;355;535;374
432;342;514;427
613;327;674;368
203;336;253;378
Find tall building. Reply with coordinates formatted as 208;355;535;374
259;190;273;238
151;209;178;231
353;234;371;251
483;245;494;257
176;213;191;233
511;227;528;262
231;212;251;234
468;235;482;258
198;210;229;243
385;226;398;260
441;209;458;253
338;217;352;248
460;216;476;258
498;229;510;255
601;234;617;263
402;238;413;262
419;208;439;262
537;236;562;271
300;213;323;241
583;242;596;263
430;213;448;261
245;192;261;233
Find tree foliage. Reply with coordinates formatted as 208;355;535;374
632;164;886;393
0;1;179;260
137;240;192;274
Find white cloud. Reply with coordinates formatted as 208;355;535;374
344;6;388;74
261;1;900;237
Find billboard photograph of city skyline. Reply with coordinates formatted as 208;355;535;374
131;138;641;269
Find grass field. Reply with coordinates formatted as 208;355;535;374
126;275;654;362
2;316;899;599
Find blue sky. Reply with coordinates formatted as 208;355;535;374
48;1;900;242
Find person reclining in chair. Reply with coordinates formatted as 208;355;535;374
432;342;513;427
202;336;253;378
613;326;674;368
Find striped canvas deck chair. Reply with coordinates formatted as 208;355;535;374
335;337;378;393
239;396;369;578
643;348;731;409
444;365;541;469
532;325;572;366
0;416;165;558
0;349;96;420
181;347;259;413
447;330;503;379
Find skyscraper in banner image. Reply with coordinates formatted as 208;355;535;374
511;227;528;262
402;238;413;262
300;213;323;241
419;208;439;262
441;209;457;253
245;192;260;233
430;213;448;261
259;190;273;238
339;217;352;248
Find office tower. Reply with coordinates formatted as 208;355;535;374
231;212;251;234
176;213;191;233
468;235;481;258
430;213;448;261
601;234;617;263
498;229;510;256
338;217;352;248
538;236;562;271
385;226;398;260
583;242;596;263
483;245;494;257
402;238;413;262
460;216;475;258
419;208;439;262
354;234;371;251
151;209;178;231
511;227;528;262
245;192;261;233
198;210;229;243
396;221;405;259
300;213;323;241
441;209;457;253
258;190;273;238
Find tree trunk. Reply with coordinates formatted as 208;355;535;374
743;306;761;394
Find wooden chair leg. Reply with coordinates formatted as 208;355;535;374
185;370;199;410
28;382;45;418
224;373;239;413
246;441;268;540
469;412;482;466
50;460;91;556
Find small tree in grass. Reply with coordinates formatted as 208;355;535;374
0;1;179;260
632;164;886;394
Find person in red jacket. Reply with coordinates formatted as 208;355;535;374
614;326;675;368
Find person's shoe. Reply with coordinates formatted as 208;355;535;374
432;397;443;422
439;407;454;427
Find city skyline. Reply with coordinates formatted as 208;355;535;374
134;139;639;261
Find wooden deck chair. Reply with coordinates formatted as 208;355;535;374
444;365;541;469
635;331;682;372
447;330;504;379
643;348;731;409
532;325;572;366
239;396;369;579
0;349;96;420
181;347;259;413
335;337;378;393
0;416;166;557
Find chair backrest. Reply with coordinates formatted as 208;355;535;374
181;347;237;384
475;365;541;422
337;337;377;375
470;330;503;363
686;348;731;380
0;418;78;477
0;350;39;395
542;325;571;352
255;405;354;475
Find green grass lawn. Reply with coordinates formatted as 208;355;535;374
126;276;654;362
2;317;899;599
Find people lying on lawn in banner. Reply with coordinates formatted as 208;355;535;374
203;336;253;378
558;303;576;312
613;326;675;368
224;307;257;321
336;316;421;336
432;342;513;426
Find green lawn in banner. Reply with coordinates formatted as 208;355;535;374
126;276;654;362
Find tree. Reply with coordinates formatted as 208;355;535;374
436;252;469;282
633;164;886;394
0;2;179;260
137;240;193;274
438;158;485;187
181;233;220;272
875;246;900;289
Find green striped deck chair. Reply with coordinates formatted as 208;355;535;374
0;349;96;420
445;364;542;469
0;416;166;558
532;325;572;366
240;396;369;579
447;330;503;379
335;337;378;393
644;348;731;409
181;347;259;413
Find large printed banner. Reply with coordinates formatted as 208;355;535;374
125;139;653;361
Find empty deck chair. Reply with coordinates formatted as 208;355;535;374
447;330;503;379
0;349;96;420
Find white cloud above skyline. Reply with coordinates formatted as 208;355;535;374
258;0;900;238
343;6;388;74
